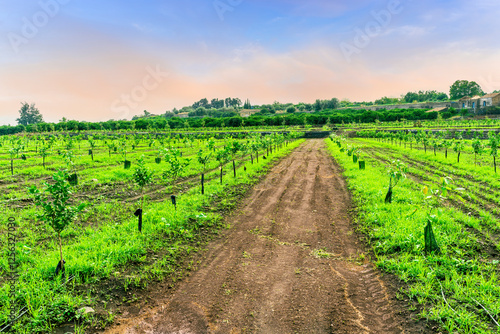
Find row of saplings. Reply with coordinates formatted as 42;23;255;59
330;134;464;254
357;129;500;173
28;134;293;277
2;133;198;175
3;132;288;179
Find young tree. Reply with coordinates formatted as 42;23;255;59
207;137;216;152
237;142;249;172
161;149;189;189
133;156;154;232
106;140;116;157
489;132;499;173
453;133;465;163
119;138;129;168
430;133;441;156
8;144;23;175
88;137;97;161
16;102;44;126
133;156;153;211
471;135;484;166
39;144;51;169
228;140;242;177
197;150;212;195
420;177;464;254
215;147;230;184
29;170;85;275
441;136;452;159
385;160;407;204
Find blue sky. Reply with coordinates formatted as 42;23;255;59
1;0;500;125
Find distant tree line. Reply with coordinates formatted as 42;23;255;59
6;80;498;137
401;90;449;103
340;80;491;107
192;97;242;109
1;106;454;136
188;108;239;118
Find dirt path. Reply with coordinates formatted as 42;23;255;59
102;139;426;334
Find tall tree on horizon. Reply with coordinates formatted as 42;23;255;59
243;98;252;109
449;80;484;100
17;102;44;126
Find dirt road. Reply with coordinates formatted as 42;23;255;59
103;139;425;334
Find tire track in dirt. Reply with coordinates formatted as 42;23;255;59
101;139;429;334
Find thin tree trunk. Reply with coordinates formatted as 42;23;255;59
201;173;204;195
233;160;236;177
141;188;144;211
58;232;64;273
11;159;13;175
495;156;497;173
220;165;223;184
458;152;461;163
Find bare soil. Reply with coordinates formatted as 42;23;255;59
101;139;433;334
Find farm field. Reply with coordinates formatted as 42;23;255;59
0;131;304;333
2;0;499;332
2;128;499;334
329;131;500;333
100;139;426;334
338;118;500;132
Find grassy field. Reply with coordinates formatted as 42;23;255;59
0;131;304;333
4;126;500;333
326;134;500;333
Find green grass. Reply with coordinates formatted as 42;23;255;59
326;138;500;334
0;132;303;333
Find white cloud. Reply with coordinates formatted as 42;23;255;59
231;42;263;62
383;25;433;37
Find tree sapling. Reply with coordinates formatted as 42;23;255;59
29;169;85;276
132;156;153;232
385;160;407;204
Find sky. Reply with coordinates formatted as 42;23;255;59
1;0;500;125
